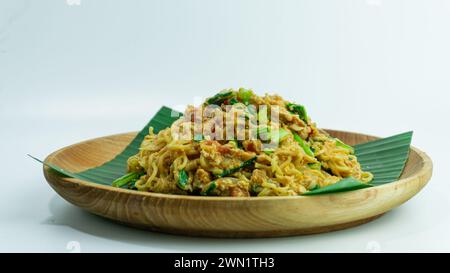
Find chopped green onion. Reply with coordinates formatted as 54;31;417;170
257;126;270;141
308;162;321;170
293;133;315;157
201;181;217;196
287;103;308;122
335;138;355;154
206;89;233;105
229;140;243;149
128;179;138;190
271;128;289;143
258;127;289;143
217;157;257;177
229;140;238;147
263;149;274;155
228;97;239;105
177;169;189;190
112;172;141;188
234;140;244;149
251;184;262;194
237;88;253;105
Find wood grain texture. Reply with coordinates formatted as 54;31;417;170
43;130;433;238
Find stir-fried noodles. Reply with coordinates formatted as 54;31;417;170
118;89;373;196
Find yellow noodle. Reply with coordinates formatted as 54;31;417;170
127;89;373;196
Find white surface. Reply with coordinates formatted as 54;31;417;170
0;0;449;252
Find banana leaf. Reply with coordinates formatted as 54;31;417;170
303;131;412;195
302;177;373;195
30;106;412;195
30;106;182;185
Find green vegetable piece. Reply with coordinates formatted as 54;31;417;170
271;128;289;143
217;157;257;177
128;178;139;190
228;98;239;105
230;140;243;149
112;172;141;188
258;127;289;143
251;184;262;194
263;149;274;155
287;103;308;122
293;133;315;157
201;181;217;196
257;126;270;141
308;162;321;170
177;169;189;190
237;88;253;105
207;89;233;105
258;107;269;125
335;138;355;154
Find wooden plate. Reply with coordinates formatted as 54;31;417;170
43;130;433;238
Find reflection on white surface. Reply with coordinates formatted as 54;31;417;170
42;194;427;253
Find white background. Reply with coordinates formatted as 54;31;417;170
0;0;449;252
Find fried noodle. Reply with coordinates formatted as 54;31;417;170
125;89;373;196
